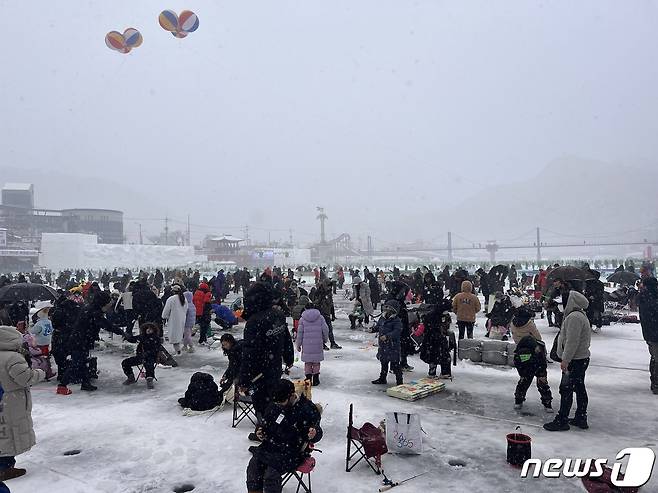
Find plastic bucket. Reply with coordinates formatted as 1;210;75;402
506;427;531;467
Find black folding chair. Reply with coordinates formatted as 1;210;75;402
232;384;258;428
346;403;387;475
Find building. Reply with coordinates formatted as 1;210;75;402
0;184;124;252
1;183;34;209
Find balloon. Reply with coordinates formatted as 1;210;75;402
105;28;143;54
123;28;143;49
179;10;199;33
159;9;179;32
159;10;199;38
105;31;129;53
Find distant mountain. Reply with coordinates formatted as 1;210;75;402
435;156;658;243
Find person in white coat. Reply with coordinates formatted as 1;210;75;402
161;285;188;355
0;325;45;481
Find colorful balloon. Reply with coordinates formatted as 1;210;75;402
158;9;179;32
105;31;129;53
123;28;143;49
179;10;199;33
105;28;143;54
159;10;199;38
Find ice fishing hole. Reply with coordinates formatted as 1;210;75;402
63;449;81;456
173;484;195;492
448;459;467;468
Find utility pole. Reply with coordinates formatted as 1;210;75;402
187;214;191;246
447;231;453;262
316;207;328;245
536;227;541;264
367;235;373;259
164;216;169;245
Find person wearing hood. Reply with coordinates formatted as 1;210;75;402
0;325;45;481
193;283;213;344
291;295;310;338
452;280;481;340
351;275;374;325
511;307;553;412
162;284;188;355
420;298;454;379
486;292;514;340
296;303;329;386
309;279;341;349
371;300;404;386
238;282;294;438
544;291;591;432
182;288;196;353
213;270;227;301
638;277;658;395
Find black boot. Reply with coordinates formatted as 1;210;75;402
543;417;570;432
306;374;313;383
372;375;387;385
428;365;437;377
312;374;320;386
81;382;98;392
395;373;403;386
568;416;589;429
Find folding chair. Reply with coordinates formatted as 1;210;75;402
232;384;258;428
346;403;387;475
282;456;315;493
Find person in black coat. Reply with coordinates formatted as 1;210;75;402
57;291;123;394
246;379;323;493
50;293;82;383
420;298;454;378
476;268;492;312
584;275;605;331
513;333;553;411
486;293;514;339
366;272;381;310
385;280;415;371
122;322;160;389
238;283;295;430
219;333;243;398
638;277;658;394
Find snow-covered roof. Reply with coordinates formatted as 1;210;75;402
2;183;33;191
209;235;244;242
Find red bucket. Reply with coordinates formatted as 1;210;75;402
506;426;531;467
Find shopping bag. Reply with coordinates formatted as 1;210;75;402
385;412;422;455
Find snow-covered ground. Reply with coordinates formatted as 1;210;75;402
13;293;658;493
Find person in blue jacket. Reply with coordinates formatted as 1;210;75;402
211;302;237;330
371;300;404;386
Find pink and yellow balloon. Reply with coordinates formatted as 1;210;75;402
105;28;143;54
159;9;199;38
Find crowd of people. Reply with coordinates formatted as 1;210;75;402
0;260;656;489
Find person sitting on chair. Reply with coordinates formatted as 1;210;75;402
122;322;160;390
246;379;323;493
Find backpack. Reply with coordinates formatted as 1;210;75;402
181;372;221;411
550;331;561;362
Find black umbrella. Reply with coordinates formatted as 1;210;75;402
545;266;596;285
606;271;640;285
0;283;58;303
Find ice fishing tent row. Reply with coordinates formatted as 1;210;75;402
458;339;516;367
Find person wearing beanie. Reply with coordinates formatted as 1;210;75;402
638;277;658;394
451;280;481;339
420;298;455;379
371;300;404;386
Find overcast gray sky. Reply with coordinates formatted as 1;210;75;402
2;0;657;246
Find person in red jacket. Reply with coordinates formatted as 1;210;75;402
193;283;212;344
